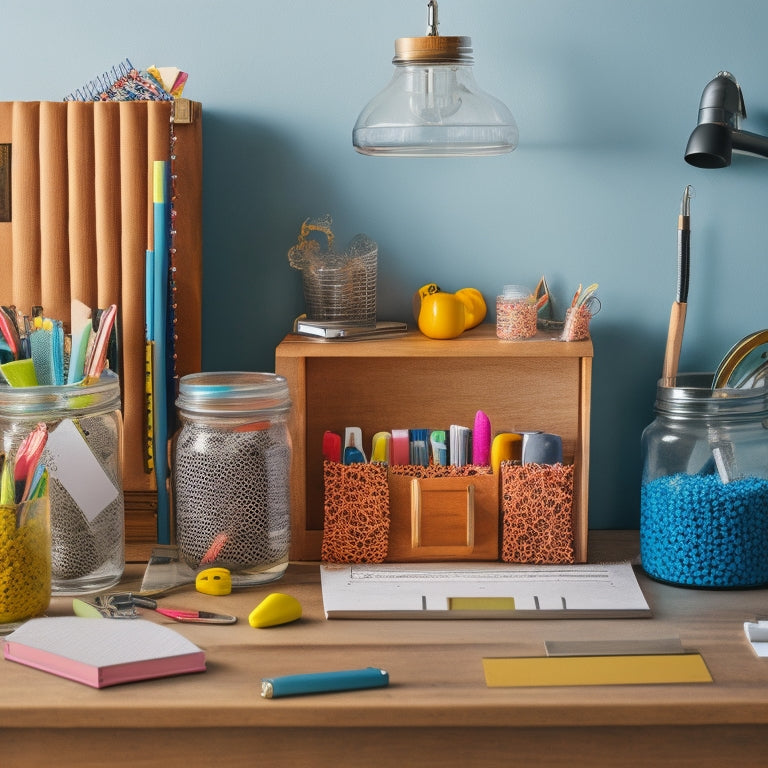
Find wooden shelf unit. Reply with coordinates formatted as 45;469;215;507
275;324;593;562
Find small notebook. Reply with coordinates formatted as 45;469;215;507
3;617;206;688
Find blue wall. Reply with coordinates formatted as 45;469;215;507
4;1;768;529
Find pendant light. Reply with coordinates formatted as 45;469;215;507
353;1;518;157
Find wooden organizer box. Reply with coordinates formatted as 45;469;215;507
275;324;593;562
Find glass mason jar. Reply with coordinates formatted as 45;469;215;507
0;371;124;594
641;373;768;588
172;372;292;586
496;285;536;340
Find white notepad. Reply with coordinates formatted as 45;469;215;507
3;617;206;688
320;561;651;619
745;621;768;657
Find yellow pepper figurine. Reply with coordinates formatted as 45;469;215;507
413;283;487;339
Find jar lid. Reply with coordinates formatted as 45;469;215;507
176;372;291;416
0;369;121;416
393;36;473;64
501;285;533;300
655;372;768;417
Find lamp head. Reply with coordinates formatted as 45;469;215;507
683;71;768;168
685;122;733;168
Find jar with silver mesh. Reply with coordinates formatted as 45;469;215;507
0;371;124;594
172;372;292;585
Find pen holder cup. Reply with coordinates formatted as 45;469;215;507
560;304;595;342
322;462;390;563
500;462;575;564
641;374;768;588
0;496;51;634
0;371;124;595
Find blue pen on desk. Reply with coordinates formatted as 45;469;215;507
260;667;389;698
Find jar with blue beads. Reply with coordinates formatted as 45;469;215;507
641;373;768;588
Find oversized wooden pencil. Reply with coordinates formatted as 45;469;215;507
662;185;693;386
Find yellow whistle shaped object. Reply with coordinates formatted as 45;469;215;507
249;593;303;628
414;284;487;340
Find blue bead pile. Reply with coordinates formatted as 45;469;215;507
641;473;768;588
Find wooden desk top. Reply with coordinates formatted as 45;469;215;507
4;531;768;768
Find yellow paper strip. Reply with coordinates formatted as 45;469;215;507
483;653;712;687
449;597;516;611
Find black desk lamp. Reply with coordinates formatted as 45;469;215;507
685;71;768;168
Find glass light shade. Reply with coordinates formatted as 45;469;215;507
353;36;518;157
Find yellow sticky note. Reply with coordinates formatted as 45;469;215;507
483;654;712;687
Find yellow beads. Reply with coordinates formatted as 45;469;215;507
0;502;51;624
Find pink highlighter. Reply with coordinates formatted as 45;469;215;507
472;410;492;466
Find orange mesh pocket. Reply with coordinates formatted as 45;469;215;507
321;461;390;563
501;463;575;564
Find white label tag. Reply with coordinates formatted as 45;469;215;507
45;418;119;522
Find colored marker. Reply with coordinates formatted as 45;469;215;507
261;667;389;699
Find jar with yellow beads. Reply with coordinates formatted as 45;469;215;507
0;371;123;594
0;495;51;634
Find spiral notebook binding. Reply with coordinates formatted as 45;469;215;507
64;59;173;102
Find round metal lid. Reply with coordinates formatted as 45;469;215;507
176;371;290;415
393;35;473;64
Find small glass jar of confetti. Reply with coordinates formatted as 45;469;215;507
496;285;537;340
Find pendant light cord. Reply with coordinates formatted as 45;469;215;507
427;0;439;36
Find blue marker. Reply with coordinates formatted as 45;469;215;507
343;427;367;464
261;667;389;698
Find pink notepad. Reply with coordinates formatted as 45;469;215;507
3;617;206;688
